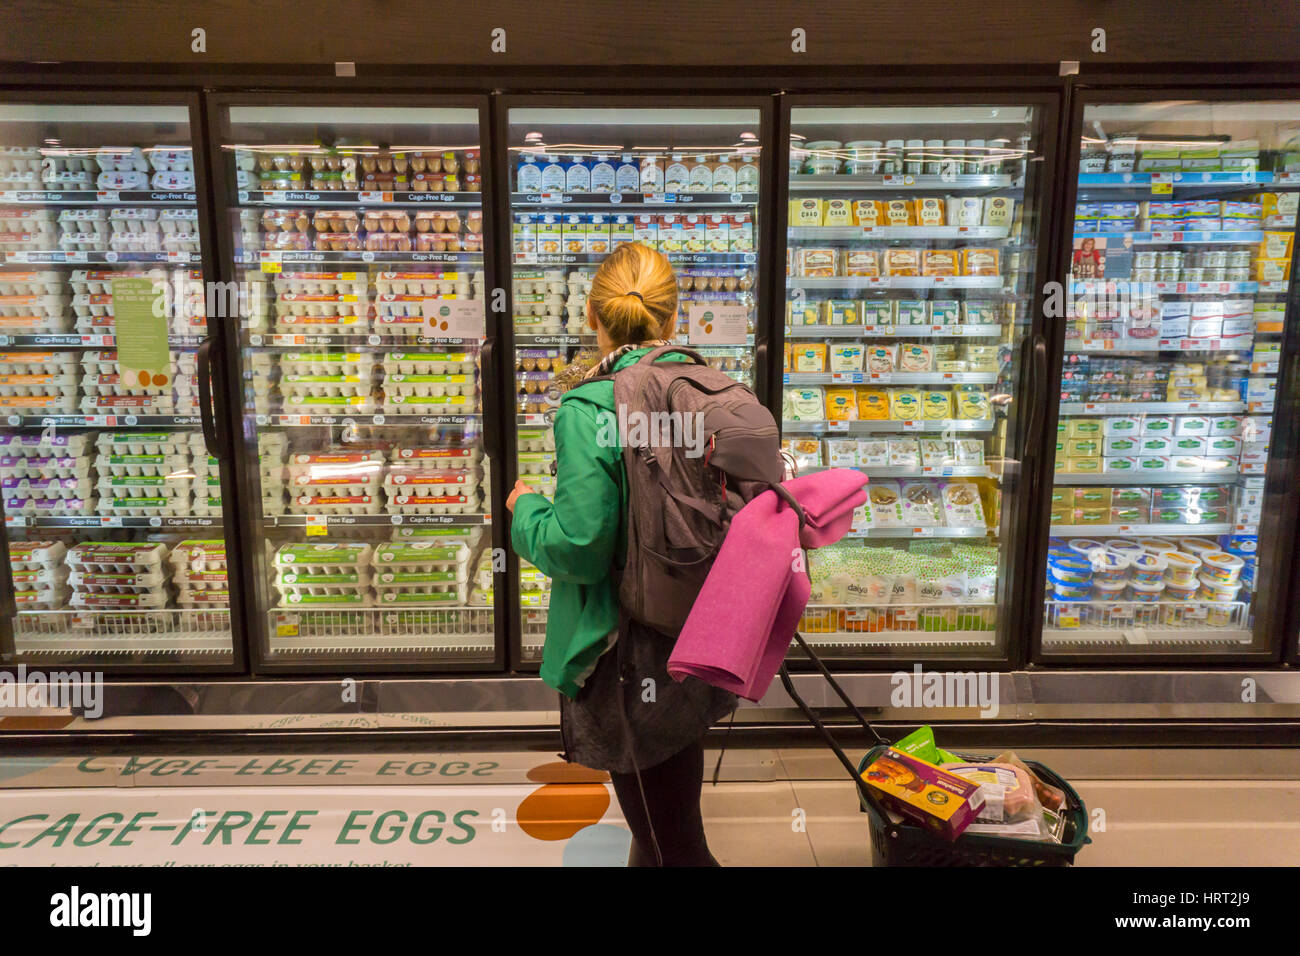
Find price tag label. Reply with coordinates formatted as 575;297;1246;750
902;420;923;432
1151;173;1174;194
686;302;748;345
911;527;934;537
97;190;120;203
827;421;849;433
305;525;328;536
99;516;122;528
869;372;892;383
6;516;25;527
422;298;485;339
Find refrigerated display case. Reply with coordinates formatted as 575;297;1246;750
499;102;770;664
1035;94;1300;659
209;98;504;670
779;100;1058;661
0;94;239;668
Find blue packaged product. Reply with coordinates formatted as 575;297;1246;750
1218;533;1257;555
1051;579;1092;599
1047;554;1093;584
1097;218;1137;233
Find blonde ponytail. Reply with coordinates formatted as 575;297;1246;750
588;242;678;345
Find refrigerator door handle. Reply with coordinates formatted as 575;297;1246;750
196;337;228;460
1023;333;1049;501
754;341;768;406
480;336;500;461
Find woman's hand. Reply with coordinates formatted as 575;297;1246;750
506;478;537;513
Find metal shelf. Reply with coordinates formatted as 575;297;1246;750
239;189;482;207
516;251;755;266
255;413;479;427
789;173;1014;191
1069;279;1284;296
0;189;197;205
1058;401;1245;416
1069;337;1253;354
787;226;1011;241
0;333;205;349
265;513;489;528
1;251;199;264
785;371;997;385
1050;523;1234;537
6;515;221;529
1060;471;1241;485
1075;230;1264;245
782;418;994;434
844;526;994;539
788;276;1003;290
511;191;757;208
243;251;483;266
1077;171;1276;188
245;332;482;348
786;324;1004;339
2;413;201;428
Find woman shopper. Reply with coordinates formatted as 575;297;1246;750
507;242;737;867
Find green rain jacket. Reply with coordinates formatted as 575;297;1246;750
510;347;689;698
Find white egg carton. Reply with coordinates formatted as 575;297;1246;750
170;539;226;569
377;585;469;605
0;147;41;170
12;564;70;588
281;394;377;415
159;208;198;234
261;495;286;515
286;493;382;515
384;493;478;515
176;589;229;607
68;541;168;572
161;234;200;254
0;294;67;318
5;495;94;516
274;580;372;598
0;270;62;295
151;171;194;191
68;567;168;593
381;352;475;375
149;148;192;173
517;431;556;453
107;232;161;253
0;315;74;335
80;371;168;396
192;495;223;516
517;453;555;475
274;314;370;335
95;148;148;173
275;542;373;571
0;353;78;375
391;525;485;547
81;394;182;414
384;467;480;497
278;375;371;398
279;352;377;377
390;445;482;469
381;373;473;397
273;273;369;295
70;589;168;609
3;432;91;456
0;394;78;414
373;542;470;567
96;495;187;516
95;475;190;498
4;475;92;499
95;452;190;477
56;232;107;251
172;569;228;591
381;393;476;414
286;448;385;468
9;541;67;571
15;586;71;610
82;350;194;375
513;271;568;295
513;315;566;334
96;170;149;191
189;454;220;478
69;268;167;295
0;373;78;394
276;293;370;317
0;173;41;189
371;314;430;335
1;454;87;478
59;208;109;228
43;170;95;189
95;432;198;457
278;592;376;608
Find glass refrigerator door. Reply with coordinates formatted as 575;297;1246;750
1040;98;1300;657
783;104;1048;660
216;102;500;669
504;105;765;664
0;98;236;666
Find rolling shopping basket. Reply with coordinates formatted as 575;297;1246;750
777;631;1090;867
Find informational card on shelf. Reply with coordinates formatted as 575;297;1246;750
111;277;169;387
686;302;747;345
422;298;486;339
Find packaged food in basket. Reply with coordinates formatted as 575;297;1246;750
941;761;1059;841
860;748;985;841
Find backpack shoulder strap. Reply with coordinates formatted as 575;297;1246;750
637;344;708;366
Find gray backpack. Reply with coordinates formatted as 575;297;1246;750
594;344;785;638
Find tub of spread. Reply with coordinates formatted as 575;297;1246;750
1204;604;1234;628
1129;552;1168;585
1067;538;1106;558
1091;578;1128;601
1047;554;1093;585
1163;579;1199;602
1161;550;1202;586
803;141;842;175
1178;537;1219;558
1089;550;1131;585
1128;580;1165;603
1104;539;1144;556
1051;578;1092;600
1197;573;1241;603
1200;550;1243;585
1138;537;1176;554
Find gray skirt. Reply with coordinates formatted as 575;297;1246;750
559;615;738;774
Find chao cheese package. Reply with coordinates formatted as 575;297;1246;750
824;387;859;421
822;198;853;226
884;248;922;276
789;198;824;228
797;247;838;277
844;249;882;277
860;748;985;841
915;197;946;226
961;247;1001;276
852;200;885;226
983;196;1015;228
884;199;914;226
922;249;959;276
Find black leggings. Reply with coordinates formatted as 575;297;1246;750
607;740;719;867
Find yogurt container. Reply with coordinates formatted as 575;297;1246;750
1200;550;1244;584
1160;550;1202;586
844;141;883;175
1163;579;1200;602
1197;573;1242;603
1128;580;1165;602
1129;551;1168;585
1089;550;1131;585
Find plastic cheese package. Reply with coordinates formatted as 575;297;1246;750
868;481;905;528
783;386;824;422
900;481;943;527
941;481;987;528
940;762;1059;842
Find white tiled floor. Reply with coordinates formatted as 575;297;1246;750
693;777;1300;866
